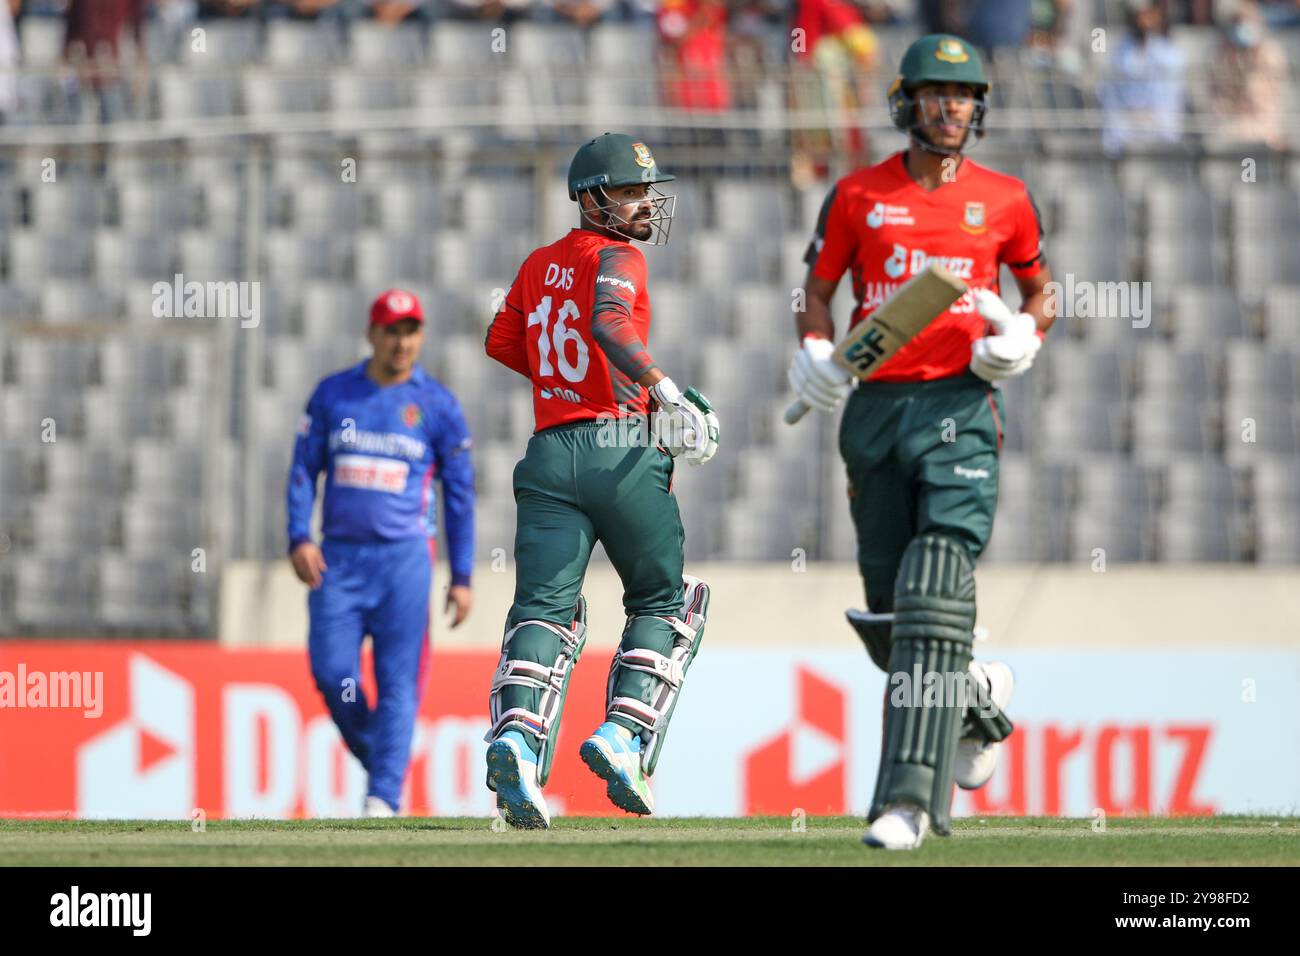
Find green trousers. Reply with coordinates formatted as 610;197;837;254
838;370;1004;612
508;417;685;629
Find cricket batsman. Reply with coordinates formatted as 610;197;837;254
287;289;476;817
788;35;1055;848
482;132;720;829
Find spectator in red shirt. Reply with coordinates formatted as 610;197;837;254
63;0;146;122
658;0;731;113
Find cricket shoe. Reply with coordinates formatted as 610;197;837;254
363;796;396;818
955;660;1015;790
863;802;930;850
579;722;655;816
486;731;551;830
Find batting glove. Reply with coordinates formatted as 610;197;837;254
970;289;1042;383
650;377;720;466
789;335;852;413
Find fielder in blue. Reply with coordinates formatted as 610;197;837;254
287;288;476;817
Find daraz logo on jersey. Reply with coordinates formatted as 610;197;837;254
882;244;975;280
866;202;914;229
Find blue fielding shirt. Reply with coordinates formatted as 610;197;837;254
287;361;476;587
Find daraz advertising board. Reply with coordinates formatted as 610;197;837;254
0;643;1295;819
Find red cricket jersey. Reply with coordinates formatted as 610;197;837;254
806;152;1046;382
486;228;658;432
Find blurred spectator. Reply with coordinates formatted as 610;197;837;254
365;0;430;22
547;0;614;27
963;0;1033;54
1258;0;1300;28
1026;0;1074;68
920;0;963;34
658;0;731;111
1209;0;1287;150
1097;0;1185;156
263;0;349;18
789;0;876;181
0;0;17;123
443;0;535;22
63;0;147;123
198;0;260;16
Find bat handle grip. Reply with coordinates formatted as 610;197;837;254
783;399;811;425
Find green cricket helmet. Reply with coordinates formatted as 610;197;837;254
888;34;990;154
567;132;676;245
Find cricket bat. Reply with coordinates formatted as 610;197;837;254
784;263;968;425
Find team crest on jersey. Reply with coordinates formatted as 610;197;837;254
935;39;970;64
960;201;987;235
401;403;422;428
632;142;656;169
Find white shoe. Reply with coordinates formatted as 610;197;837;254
955;661;1015;790
863;802;930;850
363;796;396;818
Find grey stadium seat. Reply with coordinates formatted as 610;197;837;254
39;280;117;325
348;20;427;66
1263;286;1300;343
265;19;344;66
331;71;412;112
28;183;106;230
1034;396;1129;458
116;180;201;232
1224;342;1298;405
1146;233;1224;289
262;232;351;282
9;338;96;389
587;23;657;69
508;23;588;68
1130;395;1216;460
1160;506;1241;562
98;340;181;391
291;180;363;232
243;71;327;116
1074;456;1157;512
1068;502;1155;562
178;19;261;66
8;233;94;290
38;443;130;497
98;556;190;632
157;69;241;121
1234;234;1300;298
179;232;242;277
29;494;117;550
432;20;507;67
95;232;178;284
82;387;169;440
121;496;202;557
1255;512;1300;563
1223;399;1299;461
130;438;202;499
1045;342;1133;403
1167;287;1246;344
13;557;97;631
1136;345;1218;402
0;390;84;441
374;179;445;235
1145;180;1216;237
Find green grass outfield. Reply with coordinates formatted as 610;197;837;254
1;816;1296;866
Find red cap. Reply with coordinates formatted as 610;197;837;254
369;289;424;327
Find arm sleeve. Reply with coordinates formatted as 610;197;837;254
432;393;476;588
485;272;531;378
592;244;657;382
1000;187;1047;279
804;183;857;283
286;384;329;552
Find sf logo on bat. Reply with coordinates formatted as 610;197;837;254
843;327;887;374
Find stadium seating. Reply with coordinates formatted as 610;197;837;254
2;6;1297;635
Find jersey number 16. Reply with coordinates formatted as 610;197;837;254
527;295;590;384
